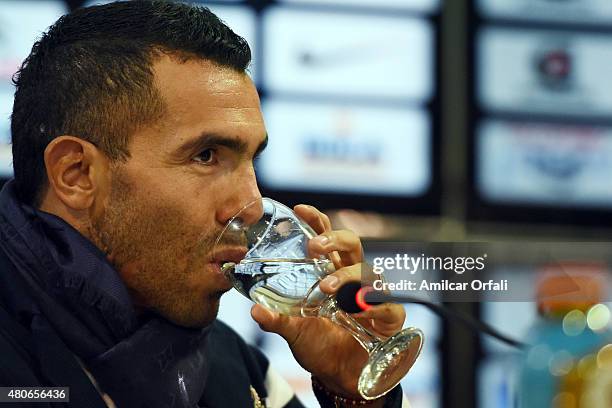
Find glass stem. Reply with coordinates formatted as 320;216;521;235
319;297;382;352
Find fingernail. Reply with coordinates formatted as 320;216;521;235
323;275;339;289
313;236;330;246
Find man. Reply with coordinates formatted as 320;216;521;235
0;1;408;407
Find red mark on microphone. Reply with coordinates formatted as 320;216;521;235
356;286;374;311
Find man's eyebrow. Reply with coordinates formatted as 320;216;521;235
177;133;266;157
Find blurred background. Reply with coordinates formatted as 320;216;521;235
1;0;612;407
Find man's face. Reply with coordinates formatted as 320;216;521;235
90;56;266;328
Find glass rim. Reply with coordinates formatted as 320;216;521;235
214;197;289;253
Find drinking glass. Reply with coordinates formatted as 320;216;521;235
214;198;423;400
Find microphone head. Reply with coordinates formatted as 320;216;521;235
336;282;382;313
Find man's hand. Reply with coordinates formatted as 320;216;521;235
250;204;406;403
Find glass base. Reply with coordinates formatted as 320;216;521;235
357;327;424;400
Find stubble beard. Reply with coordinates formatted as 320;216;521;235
88;170;221;328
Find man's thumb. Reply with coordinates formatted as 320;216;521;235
251;304;296;341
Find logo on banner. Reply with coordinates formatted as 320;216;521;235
512;124;603;181
533;43;574;92
302;110;382;166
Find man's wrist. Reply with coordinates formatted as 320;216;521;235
311;376;392;408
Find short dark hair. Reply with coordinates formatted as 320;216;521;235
11;0;251;206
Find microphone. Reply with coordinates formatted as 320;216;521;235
335;281;382;313
335;282;526;349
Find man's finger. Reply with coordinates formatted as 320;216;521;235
294;205;344;267
309;229;363;266
355;316;403;338
319;264;362;294
354;303;406;326
294;204;344;273
251;304;301;344
294;204;330;234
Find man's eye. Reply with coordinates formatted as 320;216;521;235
193;148;216;165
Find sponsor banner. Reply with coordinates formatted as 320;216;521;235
260;99;431;196
263;7;434;101
280;0;440;13
478;0;612;26
477;119;612;208
478;27;612;118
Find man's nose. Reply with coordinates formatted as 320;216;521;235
237;196;264;227
217;166;263;227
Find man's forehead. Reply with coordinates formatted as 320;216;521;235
144;55;264;151
152;55;256;106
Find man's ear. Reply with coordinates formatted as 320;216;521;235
44;136;109;211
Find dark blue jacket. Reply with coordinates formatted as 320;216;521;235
0;180;403;407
